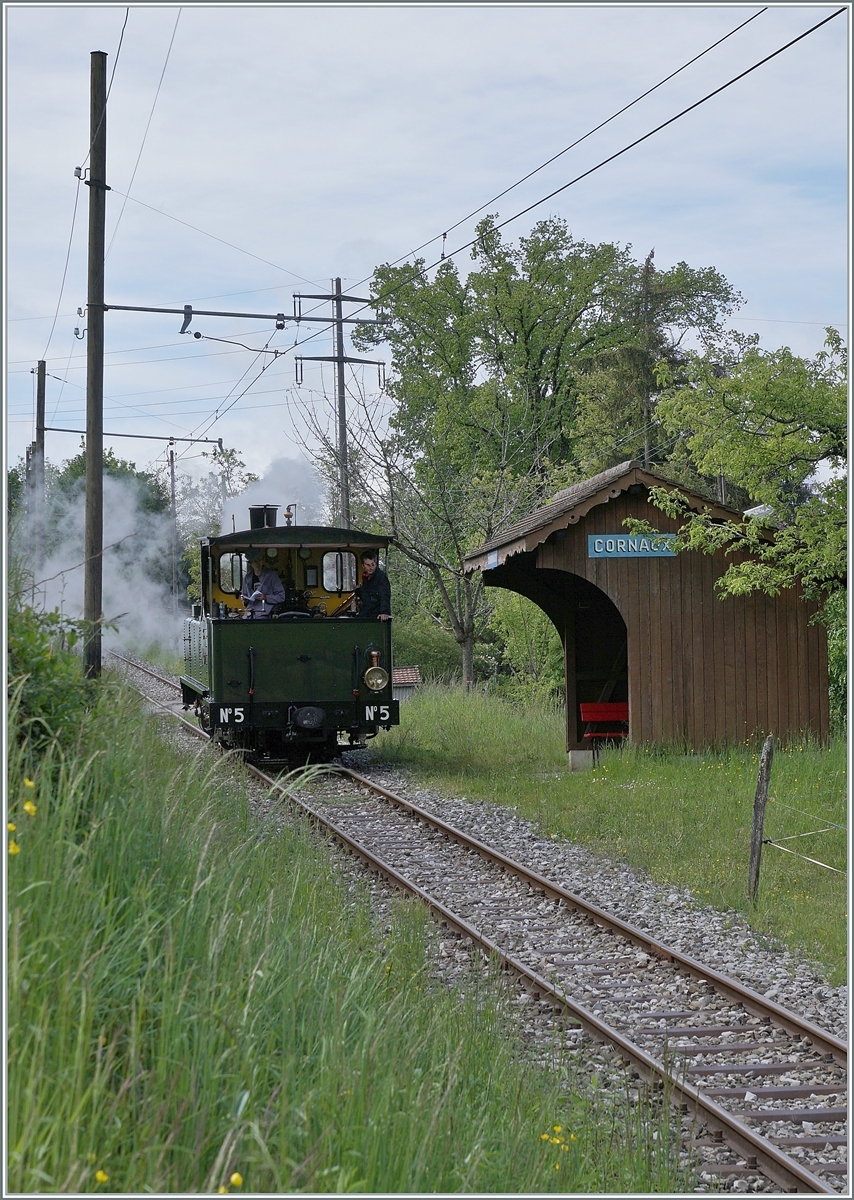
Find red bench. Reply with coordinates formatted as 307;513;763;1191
579;702;629;747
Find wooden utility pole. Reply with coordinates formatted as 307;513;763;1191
333;279;351;528
169;445;178;618
641;249;654;470
293;282;384;530
748;735;774;902
84;50;108;678
34;360;46;569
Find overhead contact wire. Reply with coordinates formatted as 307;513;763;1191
327;5;848;334
379;5;770;270
106;9;182;261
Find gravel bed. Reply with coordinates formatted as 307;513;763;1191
344;755;847;1042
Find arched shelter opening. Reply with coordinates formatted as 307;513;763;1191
483;558;628;751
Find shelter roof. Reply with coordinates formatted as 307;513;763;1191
463;461;741;573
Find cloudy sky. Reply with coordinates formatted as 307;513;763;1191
4;3;849;486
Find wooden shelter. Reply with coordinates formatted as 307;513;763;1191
464;462;828;762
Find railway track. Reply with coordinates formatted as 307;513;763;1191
112;650;848;1193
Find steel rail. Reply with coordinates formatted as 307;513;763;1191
338;768;847;1065
108;651;179;690
121;667;844;1193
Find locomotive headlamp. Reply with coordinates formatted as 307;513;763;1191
364;665;389;692
298;548;311;560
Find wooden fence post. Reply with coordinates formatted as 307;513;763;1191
748;735;774;902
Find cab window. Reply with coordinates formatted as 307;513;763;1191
218;553;244;594
322;551;356;593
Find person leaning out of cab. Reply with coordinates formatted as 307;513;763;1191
355;551;391;621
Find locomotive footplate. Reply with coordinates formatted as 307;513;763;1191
207;699;399;733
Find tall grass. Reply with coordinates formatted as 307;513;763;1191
372;686;847;984
7;683;686;1193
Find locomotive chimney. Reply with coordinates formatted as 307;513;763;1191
249;504;279;529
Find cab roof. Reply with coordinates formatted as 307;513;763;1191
205;525;390;551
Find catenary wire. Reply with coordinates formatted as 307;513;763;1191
373;6;770;272
105;9;182;262
106;188;320;284
368;6;848;322
183;3;846;440
40;181;83;362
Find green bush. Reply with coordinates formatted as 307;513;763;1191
7;601;92;756
393;611;462;679
822;591;846;733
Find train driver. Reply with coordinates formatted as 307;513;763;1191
355;551;391;621
241;550;286;618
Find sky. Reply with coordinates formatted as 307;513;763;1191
4;2;850;492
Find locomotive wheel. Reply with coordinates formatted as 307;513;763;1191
196;703;211;736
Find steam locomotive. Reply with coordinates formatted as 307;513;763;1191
180;505;399;760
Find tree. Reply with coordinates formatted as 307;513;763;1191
489;591;564;704
467;221;741;484
340;222;743;679
645;329;846;602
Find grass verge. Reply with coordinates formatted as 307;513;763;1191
7;681;687;1193
371;686;847;984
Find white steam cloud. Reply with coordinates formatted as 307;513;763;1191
16;474;182;656
222;454;326;534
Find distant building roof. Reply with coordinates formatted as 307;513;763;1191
464;461;741;573
392;666;422;686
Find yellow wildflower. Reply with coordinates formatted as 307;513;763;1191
87;1154;96;1164
570;1134;577;1142
24;800;37;817
218;1188;229;1195
230;1173;243;1187
560;1144;568;1151
553;1125;562;1133
95;1170;109;1183
8;822;16;832
24;778;35;788
550;1137;560;1144
554;1162;560;1170
9;840;20;856
539;1132;549;1141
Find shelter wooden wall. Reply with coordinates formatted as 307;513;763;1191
489;490;828;749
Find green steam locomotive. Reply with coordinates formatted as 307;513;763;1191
180;505;399;760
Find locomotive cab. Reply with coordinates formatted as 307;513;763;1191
180;519;399;759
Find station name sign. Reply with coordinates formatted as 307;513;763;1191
588;533;676;558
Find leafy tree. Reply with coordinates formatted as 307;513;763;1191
7;458;26;524
52;443;170;514
646;329;846;600
344;259;545;682
488;591;564;704
468;222;741;482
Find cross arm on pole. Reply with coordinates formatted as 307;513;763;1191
43;426;222;445
103;302;376;329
